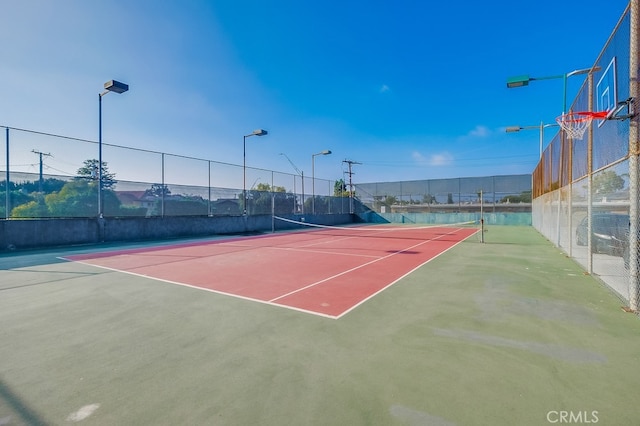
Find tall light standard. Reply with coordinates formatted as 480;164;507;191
505;122;560;158
243;129;268;215
507;67;598;250
507;67;599;114
280;153;304;214
98;79;128;217
311;150;331;214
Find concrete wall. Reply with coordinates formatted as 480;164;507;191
0;214;355;252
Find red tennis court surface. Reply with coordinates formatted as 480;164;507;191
64;224;478;318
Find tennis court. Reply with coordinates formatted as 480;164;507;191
63;221;478;318
2;225;640;425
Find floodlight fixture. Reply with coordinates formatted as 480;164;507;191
250;129;268;137
103;80;129;94
506;75;531;88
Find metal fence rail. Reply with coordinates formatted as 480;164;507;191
0;126;353;219
354;174;532;213
531;3;639;311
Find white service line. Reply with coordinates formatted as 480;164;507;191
269;228;463;303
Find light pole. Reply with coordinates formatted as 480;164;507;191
505;122;560;158
311;150;331;214
243;129;268;215
98;79;128;217
507;67;599;114
280;153;304;214
507;67;599;250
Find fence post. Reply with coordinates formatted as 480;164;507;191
629;0;640;312
5;127;9;219
161;153;165;217
587;83;594;274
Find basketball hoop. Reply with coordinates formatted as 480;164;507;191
556;111;609;140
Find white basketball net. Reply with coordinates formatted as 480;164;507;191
556;111;607;140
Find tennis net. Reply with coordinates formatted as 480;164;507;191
273;216;480;240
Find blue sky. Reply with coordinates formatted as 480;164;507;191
0;0;631;187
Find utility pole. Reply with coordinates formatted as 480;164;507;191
31;150;51;193
342;159;361;214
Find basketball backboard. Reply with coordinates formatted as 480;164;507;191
596;57;617;124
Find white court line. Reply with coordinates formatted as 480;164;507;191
60;226;477;319
264;245;381;259
207;226;409;259
269;227;469;303
336;229;477;319
61;258;340;319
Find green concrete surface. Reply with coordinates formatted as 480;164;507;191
0;226;638;425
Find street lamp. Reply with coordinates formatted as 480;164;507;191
280;153;304;214
507;67;599;114
311;149;332;214
505;122;560;158
98;79;128;217
243;129;268;215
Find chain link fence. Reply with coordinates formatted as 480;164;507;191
531;3;640;311
0;126;350;219
354;174;532;225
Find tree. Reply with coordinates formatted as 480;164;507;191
447;193;454;204
422;194;436;204
1;188;36;218
383;195;397;207
255;183;286;193
334;179;348;197
76;159;116;189
43;180;121;217
45;180;98;217
500;191;532;203
145;183;171;197
248;183;294;215
12;178;66;194
593;170;625;195
11;199;49;218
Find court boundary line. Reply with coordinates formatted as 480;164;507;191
59;257;340;319
60;226;478;319
336;229;477;318
269;227;476;303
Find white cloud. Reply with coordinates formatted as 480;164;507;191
429;152;454;166
412;151;426;162
412;151;453;166
379;84;391;94
467;125;490;138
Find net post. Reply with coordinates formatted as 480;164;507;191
271;171;275;233
480;189;484;243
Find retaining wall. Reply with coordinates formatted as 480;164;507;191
0;214;355;251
